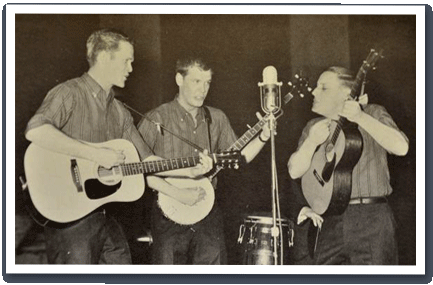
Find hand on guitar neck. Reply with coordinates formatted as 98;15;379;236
149;149;214;179
339;100;365;124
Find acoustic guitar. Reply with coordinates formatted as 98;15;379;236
24;139;241;224
301;49;383;215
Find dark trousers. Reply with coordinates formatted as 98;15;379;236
151;202;226;264
44;211;131;264
314;203;398;265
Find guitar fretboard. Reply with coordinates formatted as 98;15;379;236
232;120;267;151
121;156;201;176
98;156;200;177
349;66;367;101
208;118;267;179
335;57;373;140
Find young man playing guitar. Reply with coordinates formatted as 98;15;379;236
24;29;213;264
137;57;271;264
287;66;408;265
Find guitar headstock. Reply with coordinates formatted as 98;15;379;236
284;74;312;105
363;48;384;72
214;150;243;169
350;48;384;101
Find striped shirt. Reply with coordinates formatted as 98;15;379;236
137;98;238;187
25;73;152;160
297;104;408;198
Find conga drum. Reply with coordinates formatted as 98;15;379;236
237;212;294;265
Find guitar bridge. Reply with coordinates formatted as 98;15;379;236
70;159;83;192
313;169;325;187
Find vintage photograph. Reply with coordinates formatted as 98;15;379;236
7;3;423;276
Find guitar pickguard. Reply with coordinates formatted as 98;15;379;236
84;179;122;200
322;153;336;183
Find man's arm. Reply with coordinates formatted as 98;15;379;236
288;118;331;179
25;82;125;168
240;112;271;163
340;102;409;156
25;124;125;169
145;175;206;206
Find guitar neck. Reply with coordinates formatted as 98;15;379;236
120;156;201;176
208;117;268;179
333;63;369;140
349;64;368;101
230;118;268;151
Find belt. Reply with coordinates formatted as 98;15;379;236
96;207;107;215
349;197;388;205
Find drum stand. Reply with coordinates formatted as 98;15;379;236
268;112;284;265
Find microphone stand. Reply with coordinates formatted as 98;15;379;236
268;111;283;265
259;67;284;265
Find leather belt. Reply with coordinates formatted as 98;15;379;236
349;197;388;205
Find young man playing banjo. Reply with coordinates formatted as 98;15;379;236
137;57;271;264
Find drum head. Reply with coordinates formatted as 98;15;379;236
244;212;288;225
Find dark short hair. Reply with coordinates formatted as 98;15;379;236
176;57;212;77
325;66;355;89
86;28;133;67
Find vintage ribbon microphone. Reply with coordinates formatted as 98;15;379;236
258;66;284;265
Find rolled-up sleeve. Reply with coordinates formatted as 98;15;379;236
25;84;74;135
137;110;160;152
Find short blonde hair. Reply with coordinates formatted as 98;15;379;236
86;29;133;67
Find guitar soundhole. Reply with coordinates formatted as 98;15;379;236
84;179;121;199
325;143;334;152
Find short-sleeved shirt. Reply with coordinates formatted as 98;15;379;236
297;104;408;198
25;73;152;160
137;98;238;187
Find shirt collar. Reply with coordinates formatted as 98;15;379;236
172;96;206;123
82;72;115;103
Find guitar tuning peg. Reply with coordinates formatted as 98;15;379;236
288;81;293;86
294;74;299;79
234;164;239;170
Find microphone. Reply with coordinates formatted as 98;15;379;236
258;66;282;114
